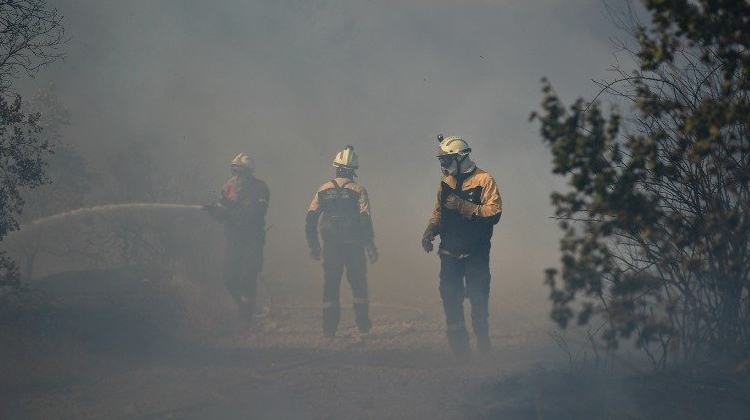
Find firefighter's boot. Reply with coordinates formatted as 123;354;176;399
476;333;491;353
447;325;470;357
353;298;372;333
322;302;340;338
238;295;255;323
472;310;491;353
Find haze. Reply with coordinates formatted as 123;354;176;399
7;1;639;419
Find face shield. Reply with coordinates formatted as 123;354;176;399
440;152;466;175
438;152;475;176
231;165;251;177
438;154;457;174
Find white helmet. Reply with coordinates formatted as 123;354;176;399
333;145;359;169
230;153;255;172
436;134;475;176
437;135;471;157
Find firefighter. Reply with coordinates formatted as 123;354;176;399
204;153;269;323
422;135;502;356
306;145;379;339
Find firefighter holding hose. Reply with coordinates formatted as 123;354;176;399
204;153;269;323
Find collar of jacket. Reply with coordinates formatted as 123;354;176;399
451;166;477;184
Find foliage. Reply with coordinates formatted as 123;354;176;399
22;85;92;220
532;0;750;368
14;85;94;280
0;0;65;287
0;94;47;287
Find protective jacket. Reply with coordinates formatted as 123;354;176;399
306;177;374;247
220;175;269;244
306;176;375;336
427;167;502;257
207;173;269;322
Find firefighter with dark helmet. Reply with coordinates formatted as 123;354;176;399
204;152;269;323
306;145;379;339
422;135;502;356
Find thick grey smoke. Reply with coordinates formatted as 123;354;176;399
20;0;621;327
1;2;663;418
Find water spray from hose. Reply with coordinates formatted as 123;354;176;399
24;203;204;231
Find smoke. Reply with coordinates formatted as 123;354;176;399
9;0;632;346
0;1;669;418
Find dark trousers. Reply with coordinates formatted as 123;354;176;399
321;241;371;335
439;253;491;354
223;238;264;321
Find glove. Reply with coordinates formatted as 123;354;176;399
444;194;479;219
310;245;321;261
365;241;379;264
422;224;437;253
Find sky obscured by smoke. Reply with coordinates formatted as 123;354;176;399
21;0;631;314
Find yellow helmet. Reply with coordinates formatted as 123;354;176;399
230;153;254;172
437;135;471;157
333;145;359;169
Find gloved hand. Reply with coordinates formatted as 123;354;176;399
310;245;321;261
422;224;437;253
444;194;479;219
365;241;379;264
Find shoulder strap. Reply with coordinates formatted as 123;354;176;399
330;179;352;190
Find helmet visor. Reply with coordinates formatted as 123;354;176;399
438;154;456;167
231;164;251;173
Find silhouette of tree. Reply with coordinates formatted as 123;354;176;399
0;0;65;287
15;85;94;280
0;0;65;92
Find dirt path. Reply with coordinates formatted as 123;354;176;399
4;269;749;419
0;279;554;420
8;340;514;420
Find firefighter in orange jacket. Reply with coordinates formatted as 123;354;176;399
306;145;379;339
422;135;502;356
205;153;269;322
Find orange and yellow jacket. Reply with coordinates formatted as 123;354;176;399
428;167;502;257
306;177;374;247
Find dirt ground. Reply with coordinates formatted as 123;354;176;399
1;267;749;420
